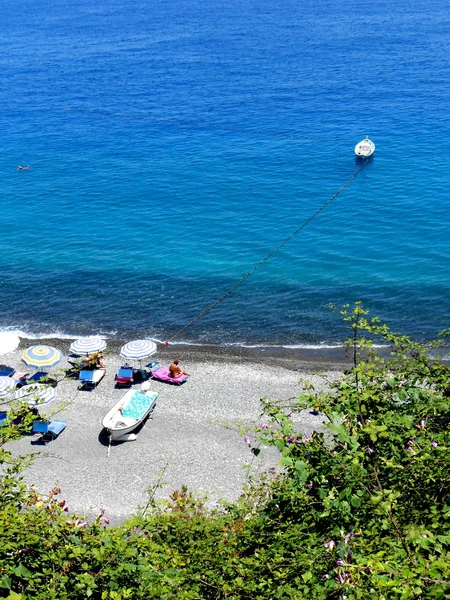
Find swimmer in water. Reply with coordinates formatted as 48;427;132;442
17;166;31;171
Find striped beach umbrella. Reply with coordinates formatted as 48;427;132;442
15;383;56;406
0;376;16;398
22;345;62;370
0;332;20;356
69;337;107;356
120;340;157;361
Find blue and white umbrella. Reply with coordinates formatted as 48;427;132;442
120;339;157;361
22;345;62;370
0;376;16;398
69;337;107;356
15;383;56;406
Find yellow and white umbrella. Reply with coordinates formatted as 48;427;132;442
22;345;62;370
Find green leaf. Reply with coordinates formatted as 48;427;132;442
302;571;312;582
294;461;309;483
6;593;23;600
14;563;32;579
0;575;12;590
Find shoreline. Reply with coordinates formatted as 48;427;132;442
15;337;353;372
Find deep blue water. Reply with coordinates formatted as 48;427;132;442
1;0;449;346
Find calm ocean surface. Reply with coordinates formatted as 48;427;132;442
1;0;449;346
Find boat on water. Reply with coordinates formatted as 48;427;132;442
102;383;158;441
354;138;375;158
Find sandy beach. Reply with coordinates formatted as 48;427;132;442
2;339;349;523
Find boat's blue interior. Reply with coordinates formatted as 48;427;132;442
122;392;157;420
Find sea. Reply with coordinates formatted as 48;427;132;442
1;0;449;348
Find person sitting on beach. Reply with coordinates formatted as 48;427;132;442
83;352;105;369
169;359;190;378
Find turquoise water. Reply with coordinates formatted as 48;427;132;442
1;0;449;346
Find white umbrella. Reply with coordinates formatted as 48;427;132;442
120;340;157;361
0;376;16;398
69;337;107;356
15;383;56;407
0;333;20;356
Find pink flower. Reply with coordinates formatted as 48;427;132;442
243;435;251;444
431;441;438;447
260;424;269;430
324;540;335;550
76;520;88;528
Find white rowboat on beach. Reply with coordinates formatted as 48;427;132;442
354;138;375;157
102;383;158;441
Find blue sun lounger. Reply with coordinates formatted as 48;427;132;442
115;366;134;386
16;371;56;388
78;369;106;390
0;367;15;377
31;419;66;443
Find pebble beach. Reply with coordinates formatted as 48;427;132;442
3;339;349;522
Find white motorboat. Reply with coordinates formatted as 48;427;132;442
354;138;375;158
102;383;158;441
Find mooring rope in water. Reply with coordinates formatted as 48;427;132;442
64;107;348;143
163;159;369;344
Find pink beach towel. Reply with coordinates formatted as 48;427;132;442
151;367;188;385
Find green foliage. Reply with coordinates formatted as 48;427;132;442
1;303;450;598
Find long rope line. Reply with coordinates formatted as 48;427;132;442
164;159;369;344
64;107;348;143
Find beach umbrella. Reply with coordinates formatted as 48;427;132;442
0;376;16;398
120;340;157;361
0;333;20;356
69;336;107;356
22;345;62;370
15;383;56;406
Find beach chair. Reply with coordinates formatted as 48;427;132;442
18;371;57;388
115;366;134;387
0;367;15;377
78;369;106;390
31;419;66;444
10;372;30;390
66;358;85;379
151;367;188;385
0;411;9;427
